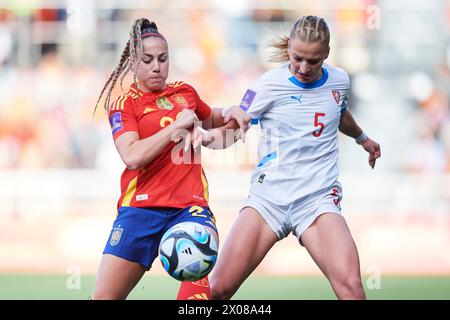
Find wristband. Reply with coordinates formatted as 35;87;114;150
355;132;368;145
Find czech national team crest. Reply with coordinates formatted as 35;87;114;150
110;227;123;246
172;94;188;108
332;90;340;104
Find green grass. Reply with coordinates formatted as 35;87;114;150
0;274;449;300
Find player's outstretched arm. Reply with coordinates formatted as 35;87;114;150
192;122;241;150
192;106;250;150
202;107;250;140
339;109;381;169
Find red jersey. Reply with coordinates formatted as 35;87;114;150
108;82;212;209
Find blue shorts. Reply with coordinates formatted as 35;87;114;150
103;205;217;270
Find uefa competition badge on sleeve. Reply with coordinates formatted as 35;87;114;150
109;112;123;135
239;89;257;111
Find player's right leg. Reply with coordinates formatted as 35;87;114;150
209;207;278;300
92;254;145;300
92;206;168;299
300;213;365;300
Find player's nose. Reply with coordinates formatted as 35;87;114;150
151;61;161;73
299;62;309;73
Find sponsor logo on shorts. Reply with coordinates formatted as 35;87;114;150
239;89;256;111
110;112;123;135
110;227;123;246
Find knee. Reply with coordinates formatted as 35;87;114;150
210;277;235;300
91;287;126;300
331;275;366;300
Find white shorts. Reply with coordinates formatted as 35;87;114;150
241;182;343;244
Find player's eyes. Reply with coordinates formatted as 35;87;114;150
142;58;152;64
308;60;320;65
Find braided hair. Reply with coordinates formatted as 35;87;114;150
94;18;167;115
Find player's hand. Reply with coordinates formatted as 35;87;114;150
170;128;188;144
361;138;381;169
191;125;214;152
173;109;199;130
170;127;196;152
223;105;251;143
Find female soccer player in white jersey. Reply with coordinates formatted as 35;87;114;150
210;15;381;300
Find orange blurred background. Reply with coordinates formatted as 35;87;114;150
0;0;449;277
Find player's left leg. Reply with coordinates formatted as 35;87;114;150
300;213;366;300
209;207;279;300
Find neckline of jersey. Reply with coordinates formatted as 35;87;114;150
131;83;168;97
287;65;329;89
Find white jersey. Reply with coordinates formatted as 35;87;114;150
240;63;349;205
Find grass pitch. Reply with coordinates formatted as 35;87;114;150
0;274;449;300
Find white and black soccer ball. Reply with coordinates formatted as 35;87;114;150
158;222;218;281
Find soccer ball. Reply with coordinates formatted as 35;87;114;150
158;222;218;281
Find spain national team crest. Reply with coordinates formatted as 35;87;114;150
110;227;123;246
332;90;340;104
156;96;174;110
172;94;188;108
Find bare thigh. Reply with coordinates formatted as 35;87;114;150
92;254;146;300
300;213;365;299
210;207;278;299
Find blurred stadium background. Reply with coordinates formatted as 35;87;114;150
0;0;449;299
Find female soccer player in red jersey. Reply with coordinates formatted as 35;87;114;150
91;18;250;300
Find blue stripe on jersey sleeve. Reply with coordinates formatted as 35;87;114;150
257;151;278;168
